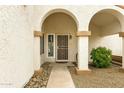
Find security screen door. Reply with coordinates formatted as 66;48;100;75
57;35;68;61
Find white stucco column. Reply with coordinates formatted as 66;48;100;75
119;32;124;71
34;31;42;71
75;31;91;74
78;36;89;70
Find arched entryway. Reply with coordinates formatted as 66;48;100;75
40;10;78;63
89;9;124;68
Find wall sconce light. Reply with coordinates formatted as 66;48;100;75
69;34;72;39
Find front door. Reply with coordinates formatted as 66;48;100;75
56;35;68;62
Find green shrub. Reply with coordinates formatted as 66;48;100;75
90;47;112;68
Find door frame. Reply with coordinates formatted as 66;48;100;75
46;33;55;58
55;34;69;62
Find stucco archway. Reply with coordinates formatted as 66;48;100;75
89;8;124;68
41;8;79;32
81;6;124;31
89;9;124;31
40;9;78;64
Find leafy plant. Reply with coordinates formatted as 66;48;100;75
90;47;112;68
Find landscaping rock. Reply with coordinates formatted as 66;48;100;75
24;62;52;88
68;64;124;88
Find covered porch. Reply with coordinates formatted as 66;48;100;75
41;12;78;63
33;6;124;75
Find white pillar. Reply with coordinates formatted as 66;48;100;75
119;32;124;72
34;31;42;71
78;36;89;70
34;37;41;70
76;31;91;74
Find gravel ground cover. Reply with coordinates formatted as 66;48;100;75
24;62;52;88
68;64;124;88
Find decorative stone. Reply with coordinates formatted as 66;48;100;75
32;78;37;81
24;62;52;88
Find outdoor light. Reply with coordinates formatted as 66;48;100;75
69;34;72;39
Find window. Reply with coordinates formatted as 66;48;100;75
40;34;44;54
48;34;54;57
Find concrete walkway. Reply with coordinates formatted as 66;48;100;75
47;63;75;88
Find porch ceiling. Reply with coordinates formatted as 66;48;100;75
91;12;119;27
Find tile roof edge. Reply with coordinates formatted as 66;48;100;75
116;5;124;9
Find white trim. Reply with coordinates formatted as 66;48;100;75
46;33;55;58
56;34;69;62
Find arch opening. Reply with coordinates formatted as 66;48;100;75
89;9;123;66
41;8;79;31
40;11;78;63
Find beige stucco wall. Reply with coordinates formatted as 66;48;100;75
89;24;102;60
100;20;122;56
101;22;121;36
0;6;34;87
100;34;122;56
42;13;77;62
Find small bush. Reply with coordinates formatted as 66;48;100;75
90;47;112;68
